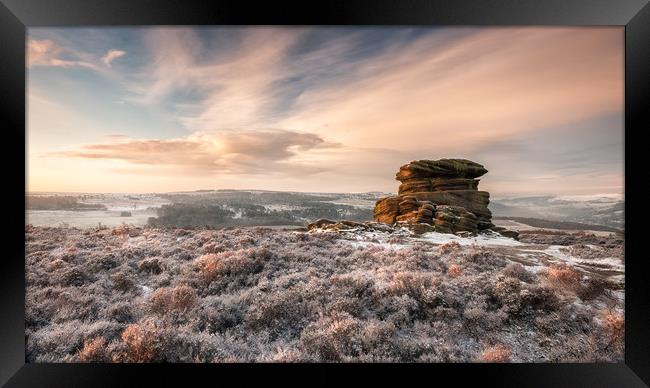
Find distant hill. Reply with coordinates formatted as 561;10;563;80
490;195;623;230
492;216;622;233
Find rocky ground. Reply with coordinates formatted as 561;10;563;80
25;224;624;363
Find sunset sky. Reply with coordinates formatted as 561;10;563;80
27;27;624;196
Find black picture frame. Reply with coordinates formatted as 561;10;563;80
1;0;648;386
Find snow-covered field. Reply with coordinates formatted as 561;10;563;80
26;194;171;227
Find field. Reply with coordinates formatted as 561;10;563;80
25;224;624;362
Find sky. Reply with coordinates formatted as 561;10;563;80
27;27;624;196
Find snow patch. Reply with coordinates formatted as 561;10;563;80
418;231;523;247
140;285;152;297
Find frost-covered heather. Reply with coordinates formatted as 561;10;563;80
25;224;624;363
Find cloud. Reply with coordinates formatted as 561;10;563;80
274;28;623;153
27;39;101;70
101;49;126;66
123;28;622;151
50;129;340;175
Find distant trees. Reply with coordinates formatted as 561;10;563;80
148;204;235;228
146;202;373;228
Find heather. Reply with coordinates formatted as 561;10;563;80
26;224;623;362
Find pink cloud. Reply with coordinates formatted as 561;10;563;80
50;129;340;176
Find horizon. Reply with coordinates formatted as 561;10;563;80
25;188;625;201
27;26;624;196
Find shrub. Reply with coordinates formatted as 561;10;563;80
195;250;265;283
245;288;316;335
271;347;303;362
300;312;362;361
547;264;582;284
115;319;162;362
577;277;615;301
601;311;624;342
545;264;582;294
437;241;461;255
388;271;436;297
447;264;461;277
330;272;375;297
198;302;245;334
47;259;66;272
139;258;163;274
491;277;522;309
78;337;110;362
520;285;560;312
58;267;88;287
111;272;134;292
111;225;142;237
108;303;134;323
195;253;219;282
149;285;197;314
502;263;534;283
480;344;512;362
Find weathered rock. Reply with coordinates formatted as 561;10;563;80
408;190;492;228
373;158;516;239
396;159;488;181
434;205;479;235
374;196;436;225
362;222;396;233
404;223;436;235
491;226;520;240
399;177;479;194
396;211;421;224
308;220;368;231
373;196;402;224
307;218;337;230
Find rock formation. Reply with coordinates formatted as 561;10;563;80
374;158;518;239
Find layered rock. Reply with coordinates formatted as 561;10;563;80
395;197;436;225
374;158;517;239
433;205;479;235
397;159;492;229
395;159;488;181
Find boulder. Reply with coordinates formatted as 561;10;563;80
491;226;520;240
307;218;337;230
404;223;436;235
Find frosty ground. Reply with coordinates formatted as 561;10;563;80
25;224;624;362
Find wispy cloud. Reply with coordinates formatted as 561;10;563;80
28;39;101;70
28;39;127;72
101;49;126;66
